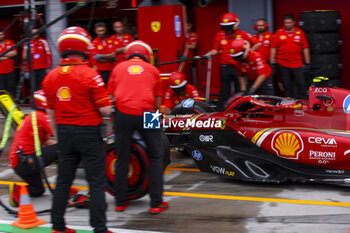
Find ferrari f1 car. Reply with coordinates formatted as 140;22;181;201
165;79;350;186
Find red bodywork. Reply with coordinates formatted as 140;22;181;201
165;86;350;170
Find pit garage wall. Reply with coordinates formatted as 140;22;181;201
273;0;350;89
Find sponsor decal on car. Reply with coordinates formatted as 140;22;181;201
271;130;304;159
210;165;235;176
199;135;213;143
293;109;304;117
308;137;337;148
192;150;202;161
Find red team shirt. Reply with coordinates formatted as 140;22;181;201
164;84;200;109
0;39;16;74
91;37;117;71
9;110;53;168
186;32;198;59
109;33;133;63
23;38;52;70
42;58;111;126
213;30;253;65
251;31;275;62
272;27;309;68
236;51;272;81
108;58;162;116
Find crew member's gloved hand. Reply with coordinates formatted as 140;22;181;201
244;87;256;95
203;52;212;59
94;54;103;61
303;63;311;73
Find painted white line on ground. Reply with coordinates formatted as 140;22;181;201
0;220;169;233
0;169;13;178
186;181;205;191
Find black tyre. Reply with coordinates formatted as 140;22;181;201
327;79;342;88
299;10;341;32
306;33;341;54
105;132;170;200
310;53;341;79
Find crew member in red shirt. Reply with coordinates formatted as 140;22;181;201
110;20;133;64
204;13;253;110
251;19;275;63
108;40;168;214
270;14;310;99
163;72;200;114
8;90;57;207
22;28;52;91
229;39;274;95
0;30;17;96
42;26;112;233
92;22;116;85
183;21;198;84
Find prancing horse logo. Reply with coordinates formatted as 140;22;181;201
151;21;161;32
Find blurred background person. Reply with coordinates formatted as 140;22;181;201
110;20;134;65
92;22;117;85
270;14;310;99
22;28;52;91
0;30;17;96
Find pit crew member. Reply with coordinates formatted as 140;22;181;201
42;26;112;233
110;20;134;64
22;28;52;91
8;90;57;207
229;39;274;95
0;30;17;96
270;14;310;99
204;13;254;110
251;19;275;63
108;40;168;214
163;72;200;115
92;22;117;85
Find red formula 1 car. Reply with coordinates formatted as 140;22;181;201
165;80;350;186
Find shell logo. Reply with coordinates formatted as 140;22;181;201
223;18;229;23
280;35;287;40
97;45;103;50
57;87;72;101
236;34;242;38
265;35;270;39
230;49;235;54
271;130;303;159
60;65;73;74
127;65;144;75
221;40;227;45
296;31;301;34
175;79;181;85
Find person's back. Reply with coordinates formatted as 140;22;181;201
109;58;161;115
43;59;106;126
42;26;112;233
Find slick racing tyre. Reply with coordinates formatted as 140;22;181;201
310;53;341;79
299;10;341;32
307;33;341;54
170;100;215;115
105;132;170;200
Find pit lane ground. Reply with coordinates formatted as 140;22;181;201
0;116;350;233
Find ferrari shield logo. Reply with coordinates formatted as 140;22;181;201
151;21;161;32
